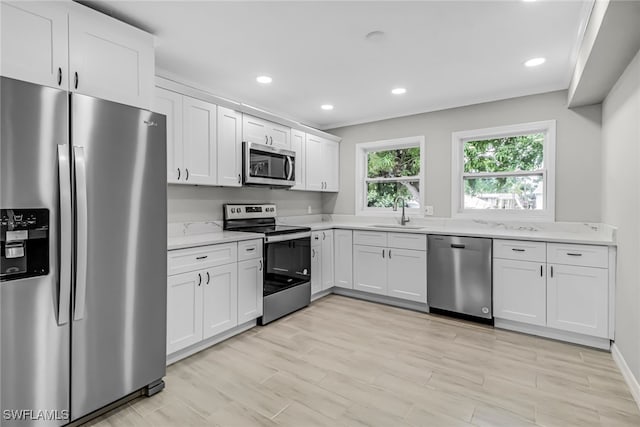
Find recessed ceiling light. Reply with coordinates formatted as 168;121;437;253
391;87;407;95
522;0;537;2
365;30;385;41
256;75;272;84
524;57;546;67
321;104;334;111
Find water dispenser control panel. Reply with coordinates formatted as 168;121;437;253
1;209;49;281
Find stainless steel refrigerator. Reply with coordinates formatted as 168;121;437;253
0;76;167;426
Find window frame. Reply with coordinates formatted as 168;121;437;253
355;136;425;216
451;120;556;221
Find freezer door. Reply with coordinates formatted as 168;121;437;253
70;94;167;420
1;77;70;426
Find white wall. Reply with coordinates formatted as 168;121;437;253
602;48;640;382
168;185;323;222
323;90;602;222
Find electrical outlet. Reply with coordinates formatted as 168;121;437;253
425;205;434;216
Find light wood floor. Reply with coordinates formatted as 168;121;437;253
85;294;640;427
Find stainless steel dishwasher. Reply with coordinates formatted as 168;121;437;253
427;235;492;319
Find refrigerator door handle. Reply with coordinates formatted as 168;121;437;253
58;145;72;325
73;146;89;321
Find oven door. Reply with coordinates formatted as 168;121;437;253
264;232;311;297
243;142;295;187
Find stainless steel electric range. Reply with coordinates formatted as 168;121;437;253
223;204;311;325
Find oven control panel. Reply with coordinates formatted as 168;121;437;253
224;204;277;220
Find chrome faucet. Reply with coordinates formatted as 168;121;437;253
393;196;410;226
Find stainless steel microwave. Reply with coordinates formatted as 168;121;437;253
243;141;296;188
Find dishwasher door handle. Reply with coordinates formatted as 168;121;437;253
450;244;466;249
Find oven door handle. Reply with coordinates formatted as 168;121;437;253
265;231;311;243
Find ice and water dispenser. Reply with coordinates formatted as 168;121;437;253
0;209;49;281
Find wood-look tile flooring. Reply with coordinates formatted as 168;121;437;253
86;295;640;427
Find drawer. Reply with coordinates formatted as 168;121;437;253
493;239;546;262
168;242;237;276
387;233;426;251
353;230;387;247
238;238;263;261
547;243;608;268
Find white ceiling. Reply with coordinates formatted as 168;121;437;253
83;1;592;130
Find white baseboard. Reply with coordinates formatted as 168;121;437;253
494;319;611;350
332;287;429;313
611;343;640;410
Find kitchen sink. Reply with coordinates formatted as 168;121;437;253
370;224;425;230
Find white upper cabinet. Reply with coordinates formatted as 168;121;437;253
68;3;154;109
1;1;69;90
217;106;242;187
1;1;154;108
153;87;184;184
182;97;217;186
305;134;339;192
290;129;306;190
242;114;291;149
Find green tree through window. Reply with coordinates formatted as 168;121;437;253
366;147;421;208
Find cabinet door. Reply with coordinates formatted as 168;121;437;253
311;245;322;295
167;271;203;354
267;122;291;149
202;263;238;339
68;4;154;109
321;230;334;290
387;248;427;303
353;245;387;295
238;258;263;323
154;88;184;184
324;140;340;192
1;1;69;90
242;115;269;145
493;259;546;326
547;264;608;338
290;129;306;190
305;134;324;191
217;106;242;187
334;230;353;289
182;97;217;185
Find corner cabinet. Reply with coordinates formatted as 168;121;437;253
306;134;339;192
217;106;243;187
1;1;154;109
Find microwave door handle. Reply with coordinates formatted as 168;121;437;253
73;146;88;321
57;145;72;325
286;156;293;180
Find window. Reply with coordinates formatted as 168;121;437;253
355;136;425;215
451;121;556;220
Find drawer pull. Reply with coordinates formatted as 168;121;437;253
245;247;256;252
451;244;465;249
511;248;525;252
196;256;208;260
566;252;583;257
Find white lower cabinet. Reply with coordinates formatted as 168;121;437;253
387;248;427;303
353;231;427;302
238;257;263;323
493;239;610;341
353;245;388;295
547;264;608;338
311;230;335;295
203;263;238;339
167;270;203;354
493;259;546;326
333;230;353;289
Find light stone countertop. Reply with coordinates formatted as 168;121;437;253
167;221;263;251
